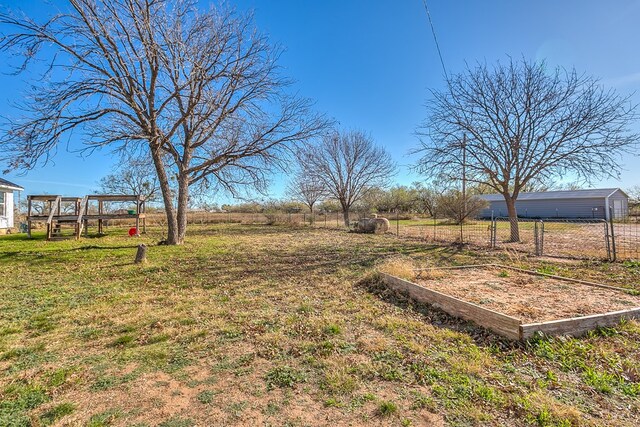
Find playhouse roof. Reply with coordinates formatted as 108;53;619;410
0;177;24;191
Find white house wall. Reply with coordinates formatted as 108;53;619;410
0;191;14;229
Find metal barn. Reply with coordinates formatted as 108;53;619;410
478;188;629;220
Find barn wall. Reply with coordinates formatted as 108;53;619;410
608;190;628;218
479;197;607;219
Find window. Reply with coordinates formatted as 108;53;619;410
0;192;5;217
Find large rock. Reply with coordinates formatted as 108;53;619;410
354;216;390;234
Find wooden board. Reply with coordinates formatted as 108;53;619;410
379;273;522;340
29;214;145;221
83;214;146;220
87;194;144;202
415;263;627;292
380;270;640;341
28;195;81;202
520;307;640;339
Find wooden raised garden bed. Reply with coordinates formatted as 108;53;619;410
379;264;640;340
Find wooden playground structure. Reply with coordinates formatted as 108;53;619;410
26;194;146;240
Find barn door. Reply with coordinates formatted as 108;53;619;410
613;200;623;219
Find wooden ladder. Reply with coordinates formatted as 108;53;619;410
46;196;61;240
76;195;89;239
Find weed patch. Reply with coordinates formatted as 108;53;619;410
265;366;306;390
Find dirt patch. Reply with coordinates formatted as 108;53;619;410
415;266;640;322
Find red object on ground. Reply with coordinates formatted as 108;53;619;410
128;227;138;237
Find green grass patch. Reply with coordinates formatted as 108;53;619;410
40;402;76;425
265;366;306;390
87;408;123;427
377;400;398;417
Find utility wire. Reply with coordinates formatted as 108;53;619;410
421;0;448;79
421;1;467;203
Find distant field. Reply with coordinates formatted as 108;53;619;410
1;224;639;426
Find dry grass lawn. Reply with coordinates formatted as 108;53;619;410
0;224;639;426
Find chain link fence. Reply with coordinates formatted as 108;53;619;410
34;208;637;261
610;208;640;261
491;218;541;255
173;209;638;261
391;208;638;262
534;219;612;260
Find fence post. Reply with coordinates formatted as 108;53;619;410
609;207;617;262
433;216;437;241
490;218;496;249
534;220;544;256
604;220;612;262
396;210;399;236
489;209;498;249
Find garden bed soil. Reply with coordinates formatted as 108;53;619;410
414;266;640;323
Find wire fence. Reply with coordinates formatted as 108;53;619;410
15;208;639;261
611;210;640;261
391;209;638;262
102;209;640;261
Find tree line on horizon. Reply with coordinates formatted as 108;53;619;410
1;0;637;243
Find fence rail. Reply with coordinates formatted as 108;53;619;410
393;211;638;262
110;210;640;261
15;208;639;261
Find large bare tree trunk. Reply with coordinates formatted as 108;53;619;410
151;147;178;244
0;2;328;246
308;203;315;224
176;175;190;245
342;206;350;227
505;196;520;242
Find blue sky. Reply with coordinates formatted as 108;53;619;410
1;0;639;200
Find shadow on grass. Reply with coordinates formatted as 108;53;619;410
0;245;142;265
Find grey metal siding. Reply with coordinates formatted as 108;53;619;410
479;197;608;219
608;189;628;218
477;188;629;219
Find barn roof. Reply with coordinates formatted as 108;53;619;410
478;188;626;202
0;177;23;191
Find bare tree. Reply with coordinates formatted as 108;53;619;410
286;172;326;216
378;185;414;213
298;130;395;226
627;185;640;216
437;190;487;225
353;186;385;216
0;0;327;244
627;185;640;204
99;156;160;203
437;190;488;243
410;181;447;217
414;58;638;241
